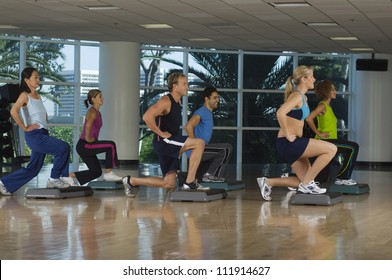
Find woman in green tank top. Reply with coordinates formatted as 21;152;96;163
306;80;359;186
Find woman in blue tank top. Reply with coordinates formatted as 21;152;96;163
0;67;73;195
256;65;338;201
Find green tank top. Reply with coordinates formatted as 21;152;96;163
316;101;337;139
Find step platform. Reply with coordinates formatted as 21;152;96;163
290;192;343;206
328;183;370;195
87;180;123;190
170;189;228;202
201;181;245;191
25;186;94;199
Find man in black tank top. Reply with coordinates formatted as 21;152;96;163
122;72;207;196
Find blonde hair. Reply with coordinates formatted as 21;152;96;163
284;65;314;101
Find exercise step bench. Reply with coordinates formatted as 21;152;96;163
25;186;94;199
201;180;245;191
87;180;123;190
170;188;228;202
328;183;370;194
290;192;343;206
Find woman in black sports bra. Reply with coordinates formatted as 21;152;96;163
256;65;337;201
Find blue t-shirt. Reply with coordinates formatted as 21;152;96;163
186;106;213;157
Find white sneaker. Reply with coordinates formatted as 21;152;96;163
298;181;326;194
0;180;12;196
335;179;357;185
257;177;272;201
103;171;122;182
60;177;80;186
47;178;70;189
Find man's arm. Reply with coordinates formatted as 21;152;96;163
142;96;172;138
185;114;201;138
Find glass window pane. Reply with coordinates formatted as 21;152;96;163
242;130;281;164
298;56;350;92
141;50;183;87
139;127;158;164
47;126;74;163
40;84;75;124
139;89;168;124
0;39;20;81
188;52;238;89
26;41;70;82
243;91;283;127
243;54;293;89
81;45;99;71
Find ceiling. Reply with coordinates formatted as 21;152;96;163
1;0;392;54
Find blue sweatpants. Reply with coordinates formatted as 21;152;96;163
1;128;70;193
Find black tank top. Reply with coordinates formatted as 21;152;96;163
154;94;182;141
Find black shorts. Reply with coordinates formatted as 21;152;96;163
153;135;188;177
276;137;309;165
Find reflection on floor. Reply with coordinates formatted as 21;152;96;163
1;163;392;260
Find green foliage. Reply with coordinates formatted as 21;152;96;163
45;127;74;164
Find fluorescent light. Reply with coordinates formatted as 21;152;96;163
305;22;338;27
0;25;19;29
85;5;120;11
139;24;173;29
210;24;239;29
188;38;212;41
330;37;358;41
269;2;310;8
349;48;375;52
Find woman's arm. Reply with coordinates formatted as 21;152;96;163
10;92;39;132
276;92;302;141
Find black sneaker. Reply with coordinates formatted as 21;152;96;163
183;180;198;190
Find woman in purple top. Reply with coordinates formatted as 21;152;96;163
64;89;122;186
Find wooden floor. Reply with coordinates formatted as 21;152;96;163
1;163;392;260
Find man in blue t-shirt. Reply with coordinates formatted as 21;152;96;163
185;87;232;183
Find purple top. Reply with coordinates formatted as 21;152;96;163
80;107;102;141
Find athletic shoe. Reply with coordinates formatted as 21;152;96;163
0;180;12;196
47;178;70;189
103;171;123;182
257;177;272;201
202;173;225;183
122;176;137;197
60;176;80;186
297;181;326;194
182;179;210;190
335;178;357;185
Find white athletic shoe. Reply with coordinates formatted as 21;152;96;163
0;180;12;196
257;177;272;201
335;178;357;185
47;178;70;189
103;171;123;182
60;176;80;186
297;181;326;194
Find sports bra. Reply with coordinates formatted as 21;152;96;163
286;90;310;121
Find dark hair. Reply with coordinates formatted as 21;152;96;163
20;67;38;93
167;72;186;91
84;89;101;108
315;80;334;101
202;86;218;101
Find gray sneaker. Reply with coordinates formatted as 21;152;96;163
0;180;12;196
47;178;70;189
257;177;272;201
202;173;225;183
122;176;137;197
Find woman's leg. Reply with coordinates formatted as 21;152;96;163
296;138;337;185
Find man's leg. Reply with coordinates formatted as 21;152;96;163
202;143;232;179
180;137;205;184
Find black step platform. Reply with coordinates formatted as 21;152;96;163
170;188;228;202
328;183;370;194
87;180;123;190
25;186;94;199
201;181;245;191
290;192;343;206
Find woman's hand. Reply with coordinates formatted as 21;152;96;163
25;123;40;131
318;132;330;138
286;134;296;142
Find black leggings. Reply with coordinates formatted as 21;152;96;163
75;139;119;185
